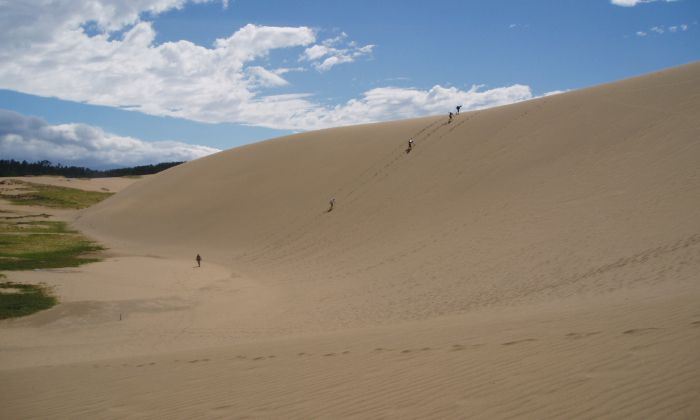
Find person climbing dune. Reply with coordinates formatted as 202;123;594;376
328;197;335;212
456;105;462;114
407;138;414;153
448;112;454;123
196;254;202;267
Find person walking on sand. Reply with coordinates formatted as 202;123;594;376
196;254;202;267
328;197;335;212
456;105;462;114
407;138;414;153
448;112;453;123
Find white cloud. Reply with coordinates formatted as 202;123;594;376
0;0;222;48
246;66;289;88
543;90;569;96
301;44;331;61
316;55;354;72
0;0;537;132
611;0;677;6
0;109;219;169
300;33;375;72
668;24;690;32
635;22;690;37
314;84;534;129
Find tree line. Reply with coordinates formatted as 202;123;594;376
0;159;183;178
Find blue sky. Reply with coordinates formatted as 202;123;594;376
1;0;698;168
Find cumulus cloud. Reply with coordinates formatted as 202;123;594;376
0;109;219;169
314;84;534;128
611;0;677;6
0;0;223;48
300;32;375;72
246;66;290;88
0;0;536;132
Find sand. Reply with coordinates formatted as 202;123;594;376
1;62;699;418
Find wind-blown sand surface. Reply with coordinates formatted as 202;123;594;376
2;63;699;418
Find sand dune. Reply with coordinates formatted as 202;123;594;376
2;62;700;418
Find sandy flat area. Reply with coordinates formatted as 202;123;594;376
1;62;699;418
1;175;145;192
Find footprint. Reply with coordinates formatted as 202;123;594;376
252;356;265;361
188;360;200;363
502;338;537;346
622;328;659;335
451;344;466;351
691;321;700;327
421;347;431;351
401;349;412;354
342;351;350;355
566;331;601;339
373;348;384;352
323;353;336;357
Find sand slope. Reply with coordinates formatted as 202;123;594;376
78;61;700;331
2;62;700;418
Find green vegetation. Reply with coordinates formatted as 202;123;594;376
2;181;113;209
0;278;57;319
0;220;70;234
0;220;103;271
0;181;109;319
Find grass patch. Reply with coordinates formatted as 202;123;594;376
0;220;72;234
0;280;57;319
0;220;103;271
2;181;113;209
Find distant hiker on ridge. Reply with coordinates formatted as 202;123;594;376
196;254;202;267
328;198;335;212
456;105;462;114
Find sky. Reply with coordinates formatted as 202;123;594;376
0;0;698;169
